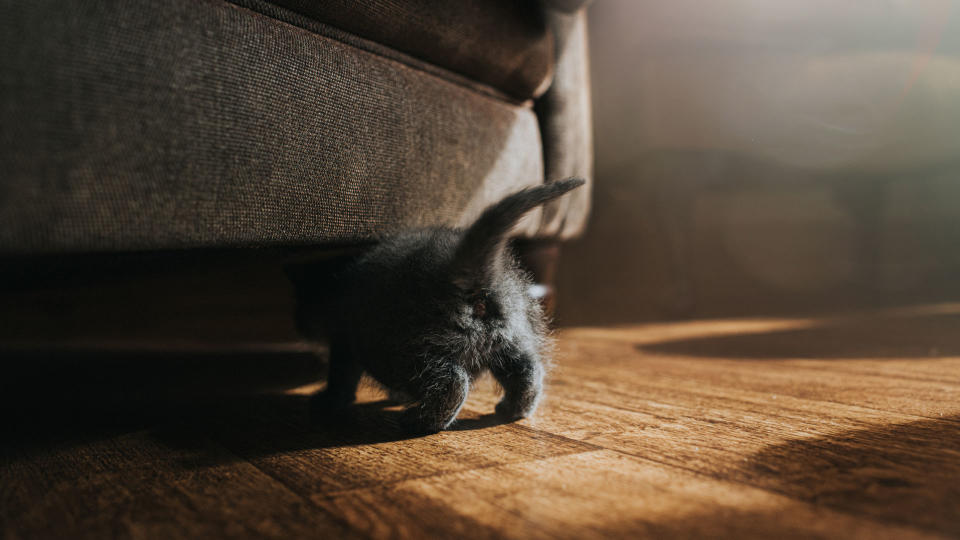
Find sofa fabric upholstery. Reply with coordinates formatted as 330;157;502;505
249;0;555;100
0;0;591;255
537;9;593;238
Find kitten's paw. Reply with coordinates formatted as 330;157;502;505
495;398;537;422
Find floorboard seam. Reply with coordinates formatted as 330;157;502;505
197;420;365;535
314;444;600;499
573;376;960;426
766;362;960;386
235;452;362;533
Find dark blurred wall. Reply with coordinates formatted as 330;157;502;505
556;0;960;325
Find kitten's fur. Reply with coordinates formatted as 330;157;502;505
287;178;585;433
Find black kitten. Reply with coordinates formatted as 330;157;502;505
287;178;585;433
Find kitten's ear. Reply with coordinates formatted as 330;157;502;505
451;178;585;289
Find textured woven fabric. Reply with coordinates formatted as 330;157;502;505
254;0;555;100
1;0;551;254
537;10;594;238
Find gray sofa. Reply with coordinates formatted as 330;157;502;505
1;0;591;254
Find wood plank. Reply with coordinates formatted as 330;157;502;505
316;450;940;539
0;429;356;539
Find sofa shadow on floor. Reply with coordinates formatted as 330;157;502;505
633;415;960;538
636;309;960;360
741;415;960;535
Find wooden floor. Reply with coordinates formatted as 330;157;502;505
3;304;960;539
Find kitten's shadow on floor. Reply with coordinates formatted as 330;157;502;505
141;393;510;469
0;348;508;466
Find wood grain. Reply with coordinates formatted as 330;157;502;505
0;430;356;539
3;305;959;538
321;450;937;539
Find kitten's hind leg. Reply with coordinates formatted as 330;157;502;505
311;341;363;416
491;349;545;421
400;365;470;434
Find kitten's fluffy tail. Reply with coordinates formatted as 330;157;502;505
453;177;586;286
